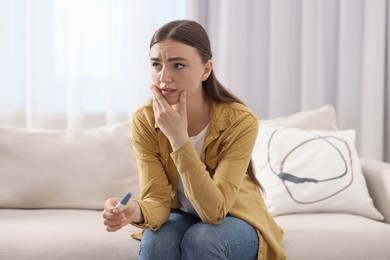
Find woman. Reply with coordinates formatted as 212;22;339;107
102;20;286;260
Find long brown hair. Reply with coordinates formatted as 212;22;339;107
150;20;261;188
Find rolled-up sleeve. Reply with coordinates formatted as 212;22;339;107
130;111;171;230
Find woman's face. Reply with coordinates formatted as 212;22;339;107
149;39;211;105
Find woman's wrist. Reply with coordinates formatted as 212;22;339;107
170;136;190;151
130;200;144;224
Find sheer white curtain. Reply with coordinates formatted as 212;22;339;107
189;0;390;163
1;0;389;162
0;0;188;130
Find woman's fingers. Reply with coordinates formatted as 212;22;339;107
178;91;187;117
102;197;129;232
104;218;122;226
106;224;124;232
151;85;168;109
149;84;189;150
103;210;127;233
102;210;125;221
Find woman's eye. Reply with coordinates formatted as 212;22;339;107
175;63;185;69
151;63;161;69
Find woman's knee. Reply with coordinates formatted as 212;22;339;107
181;217;259;260
140;227;181;259
181;223;227;258
140;211;198;259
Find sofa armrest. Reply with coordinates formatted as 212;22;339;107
360;158;390;224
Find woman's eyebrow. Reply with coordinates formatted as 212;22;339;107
150;56;189;62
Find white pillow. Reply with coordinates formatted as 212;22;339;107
261;104;338;130
0;122;139;210
253;125;384;220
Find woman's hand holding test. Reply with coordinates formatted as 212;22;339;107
102;198;143;232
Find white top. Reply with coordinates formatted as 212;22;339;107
177;124;209;215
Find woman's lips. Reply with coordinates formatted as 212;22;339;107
160;88;177;96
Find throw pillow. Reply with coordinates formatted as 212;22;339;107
253;125;384;220
261;104;338;130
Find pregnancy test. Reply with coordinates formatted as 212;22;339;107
115;192;132;211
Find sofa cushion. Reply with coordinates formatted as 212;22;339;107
275;213;390;260
253;126;384;220
361;158;390;223
0;209;140;260
261;104;338;130
0;122;139;210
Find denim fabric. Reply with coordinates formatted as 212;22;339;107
139;210;258;260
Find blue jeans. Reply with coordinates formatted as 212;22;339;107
139;210;258;260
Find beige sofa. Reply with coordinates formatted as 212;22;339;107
1;105;390;260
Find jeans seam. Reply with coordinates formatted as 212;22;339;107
226;240;259;258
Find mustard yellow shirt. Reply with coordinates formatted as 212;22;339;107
130;100;286;260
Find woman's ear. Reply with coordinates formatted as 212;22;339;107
202;60;213;81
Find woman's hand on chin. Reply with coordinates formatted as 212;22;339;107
151;85;189;150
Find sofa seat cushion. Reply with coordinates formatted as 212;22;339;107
0;209;140;260
275;213;390;260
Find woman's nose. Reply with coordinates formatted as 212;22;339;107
160;68;172;83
